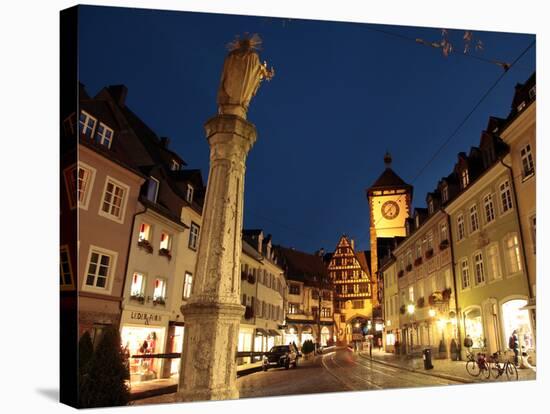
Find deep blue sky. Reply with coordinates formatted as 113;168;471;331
79;5;535;254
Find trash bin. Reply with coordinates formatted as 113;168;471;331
422;348;434;370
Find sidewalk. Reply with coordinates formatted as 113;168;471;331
359;348;536;384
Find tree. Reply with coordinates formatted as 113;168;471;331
78;331;94;375
302;339;315;355
79;327;130;408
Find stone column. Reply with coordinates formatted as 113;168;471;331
176;114;257;402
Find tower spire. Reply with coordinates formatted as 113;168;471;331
384;151;392;168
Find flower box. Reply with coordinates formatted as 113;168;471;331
130;294;145;304
414;257;423;267
153;297;166;306
406;264;413;272
439;239;449;251
137;239;153;254
425;248;434;259
159;248;172;260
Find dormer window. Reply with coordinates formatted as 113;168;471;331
529;86;536;99
171;160;180;171
79;111;96;139
428;200;434;214
442;185;449;203
94;122;114;148
145;177;159;203
517;101;526;112
186;184;194;204
415;215;420;228
461;169;470;189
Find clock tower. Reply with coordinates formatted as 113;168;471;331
366;153;413;304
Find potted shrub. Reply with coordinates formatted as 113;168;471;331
130;294;145;304
301;339;315;359
153;297;166;306
439;239;449;250
414;257;423;267
416;297;425;308
425;248;434;259
158;248;172;260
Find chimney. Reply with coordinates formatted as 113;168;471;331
107;85;128;106
160;137;171;148
257;231;264;254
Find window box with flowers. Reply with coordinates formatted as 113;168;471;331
159;248;172;260
406;264;413;272
414;257;423;267
425;248;434;259
398;270;405;278
416;297;425;308
153;297;166;306
244;305;254;319
399;304;406;315
439;239;449;251
130;294;145;304
137;239;153;254
442;287;452;301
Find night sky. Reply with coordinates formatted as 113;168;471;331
78;5;535;254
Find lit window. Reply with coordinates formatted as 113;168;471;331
138;223;151;242
505;234;522;274
461;169;469;188
473;252;485;285
94;122;114;148
60;247;74;289
183;272;193;299
186;184;194;204
484;194;495;223
408;286;414;302
153;278;167;303
321;307;331;318
470;204;479;232
159;232;172;251
486;244;502;282
520;144;535;179
186;223;199;250
461;258;470;289
100;178;128;222
79;111;96;138
85;249;114;290
500;180;513;213
130;272;146;298
457;214;465;241
288;303;299;314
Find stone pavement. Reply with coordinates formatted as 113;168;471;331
358;348;536;383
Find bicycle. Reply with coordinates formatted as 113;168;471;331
465;348;490;379
488;351;518;381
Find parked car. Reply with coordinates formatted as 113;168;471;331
262;345;299;371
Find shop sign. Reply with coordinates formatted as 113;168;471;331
130;311;162;325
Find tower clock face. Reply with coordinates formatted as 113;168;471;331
381;200;400;220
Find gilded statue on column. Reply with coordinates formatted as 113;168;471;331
217;33;275;118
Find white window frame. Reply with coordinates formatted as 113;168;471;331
440;221;448;242
486;243;502;282
442;185;449;203
183;272;193;299
469;204;480;233
186;184;194;204
94;122;114;148
63;162;96;210
189;222;200;250
473;251;485;286
130;271;146;298
461;169;469;188
504;233;522;275
159;231;172;252
499;180;513;214
153;277;168;302
98;176;130;224
146;177;160;203
520;143;535;180
60;245;74;290
484;193;496;224
138;222;152;242
460;258;471;290
79;110;97;138
82;245;118;295
457;214;465;241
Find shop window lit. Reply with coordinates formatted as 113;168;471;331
138;223;151;242
505;234;522;273
461;258;470;289
473;252;485;285
130;272;146;298
159;232;172;251
153;278;167;302
500;180;513;213
183;272;193;299
457;214;465;241
189;223;200;250
502;300;533;350
121;326;164;383
94;122;114;148
86;250;112;289
79;111;96;139
60;247;74;289
520;144;535;178
484;193;495;223
101;179;127;220
464;308;484;348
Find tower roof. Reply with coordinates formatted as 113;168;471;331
367;152;412;194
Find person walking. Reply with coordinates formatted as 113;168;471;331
377;337;382;351
509;330;519;366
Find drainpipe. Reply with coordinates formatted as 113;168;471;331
442;210;463;360
499;159;533;300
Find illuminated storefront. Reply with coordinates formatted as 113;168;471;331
502;299;534;350
464;308;484;349
120;310;168;384
284;325;299;345
166;324;184;377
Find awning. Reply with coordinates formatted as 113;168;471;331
255;328;269;336
268;329;281;337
